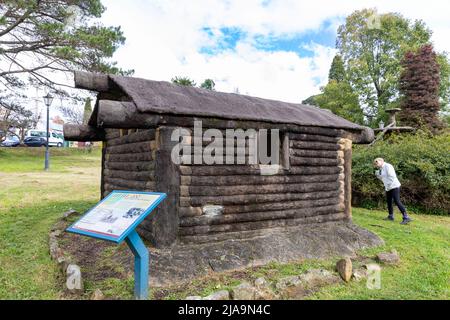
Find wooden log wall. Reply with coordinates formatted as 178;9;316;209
99;125;351;245
178;128;349;243
102;128;156;198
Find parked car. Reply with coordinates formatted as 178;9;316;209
25;130;64;147
24;136;47;147
1;136;20;147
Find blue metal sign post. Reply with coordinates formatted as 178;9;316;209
66;191;166;300
125;230;149;300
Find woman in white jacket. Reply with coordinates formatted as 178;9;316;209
373;158;412;225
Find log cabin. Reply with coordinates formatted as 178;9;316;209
65;71;375;249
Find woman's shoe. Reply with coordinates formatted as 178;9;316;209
400;217;412;225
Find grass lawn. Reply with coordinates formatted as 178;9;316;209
0;147;101;299
0;147;448;300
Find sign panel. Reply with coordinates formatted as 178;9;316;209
67;191;166;243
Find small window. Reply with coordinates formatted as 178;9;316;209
257;130;289;170
256;129;278;165
281;133;290;170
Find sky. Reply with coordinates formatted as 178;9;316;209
97;0;450;104
15;0;450;129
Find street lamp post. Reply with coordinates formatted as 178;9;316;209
43;93;54;171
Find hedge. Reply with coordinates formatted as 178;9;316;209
352;131;450;215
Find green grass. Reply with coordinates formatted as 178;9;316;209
0;147;448;300
150;209;449;300
0;147;101;173
0;147;101;299
307;209;450;300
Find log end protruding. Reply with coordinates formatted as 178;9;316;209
358;127;375;144
64;124;106;141
97;100;139;128
74;71;110;92
340;127;374;144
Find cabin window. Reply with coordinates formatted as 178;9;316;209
256;130;289;171
257;129;281;166
281;133;290;170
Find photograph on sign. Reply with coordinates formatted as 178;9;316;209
67;191;165;241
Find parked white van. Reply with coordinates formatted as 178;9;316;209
26;130;64;147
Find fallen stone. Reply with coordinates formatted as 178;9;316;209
376;250;400;265
55;248;67;265
91;289;105;300
281;269;340;300
275;276;302;291
254;277;273;292
62;209;78;221
299;269;340;287
65;264;83;294
255;289;275;300
336;258;353;282
50;230;62;238
203;290;230;300
254;277;269;289
252;278;275;300
231;282;257;300
49;241;59;260
185;296;203;300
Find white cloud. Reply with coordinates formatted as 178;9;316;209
99;0;450;103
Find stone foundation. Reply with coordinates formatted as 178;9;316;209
148;221;383;287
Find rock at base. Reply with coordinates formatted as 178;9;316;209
336;258;353;282
62;209;78;221
185;296;203;300
275;276;301;291
282;269;340;299
254;277;269;288
299;269;340;287
203;290;230;300
376;250;400;265
253;278;275;300
231;282;257;300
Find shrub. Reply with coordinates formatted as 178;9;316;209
352;131;450;215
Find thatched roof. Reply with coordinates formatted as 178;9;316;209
66;72;374;143
107;74;364;130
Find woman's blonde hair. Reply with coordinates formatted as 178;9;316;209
373;157;384;164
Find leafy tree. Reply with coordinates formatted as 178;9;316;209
171;76;196;87
437;53;450;112
314;80;364;124
302;94;320;106
0;0;131;134
82;97;92;125
336;8;449;126
399;45;444;132
0;0;131;99
328;55;346;82
303;54;363;124
200;79;215;90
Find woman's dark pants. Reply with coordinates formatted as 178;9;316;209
386;187;408;218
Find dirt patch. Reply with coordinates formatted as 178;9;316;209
61;232;134;284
